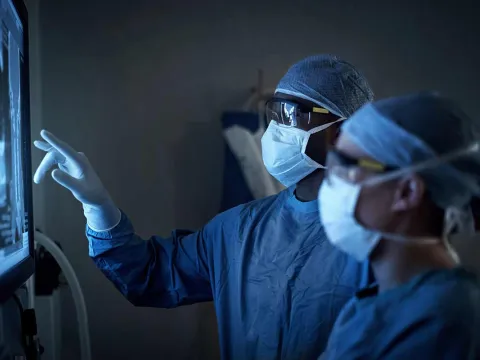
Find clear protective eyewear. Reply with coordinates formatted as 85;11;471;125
326;140;480;187
265;98;334;128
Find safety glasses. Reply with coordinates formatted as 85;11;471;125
325;150;398;184
265;98;333;128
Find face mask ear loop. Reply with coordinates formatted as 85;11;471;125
300;119;347;168
299;120;340;155
309;118;346;135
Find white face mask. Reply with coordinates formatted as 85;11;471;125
319;174;381;261
261;119;343;187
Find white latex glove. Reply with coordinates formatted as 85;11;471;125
34;130;121;231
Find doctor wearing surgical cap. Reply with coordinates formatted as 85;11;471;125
318;92;480;359
33;55;374;359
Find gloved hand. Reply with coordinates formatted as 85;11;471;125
34;130;121;232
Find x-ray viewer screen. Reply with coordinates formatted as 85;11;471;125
0;0;29;276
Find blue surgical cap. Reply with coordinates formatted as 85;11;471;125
342;92;480;209
275;54;374;118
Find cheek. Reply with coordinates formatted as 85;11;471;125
326;124;341;145
354;185;395;232
305;131;327;163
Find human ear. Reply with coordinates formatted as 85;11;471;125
391;174;425;212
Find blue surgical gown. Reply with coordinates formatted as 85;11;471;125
87;188;371;359
320;267;480;360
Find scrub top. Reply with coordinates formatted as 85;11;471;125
88;187;371;359
320;267;480;360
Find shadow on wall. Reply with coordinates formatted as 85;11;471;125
171;122;224;228
170;122;225;359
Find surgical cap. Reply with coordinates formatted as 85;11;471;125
342;92;480;209
275;54;374;118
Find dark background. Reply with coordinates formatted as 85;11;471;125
26;0;480;359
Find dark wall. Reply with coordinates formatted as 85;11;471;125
36;1;480;359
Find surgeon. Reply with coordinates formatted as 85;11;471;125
34;55;374;359
318;92;480;359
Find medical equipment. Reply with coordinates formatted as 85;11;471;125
0;2;41;359
0;0;35;304
0;286;32;359
34;231;92;360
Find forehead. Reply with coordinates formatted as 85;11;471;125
336;132;374;160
